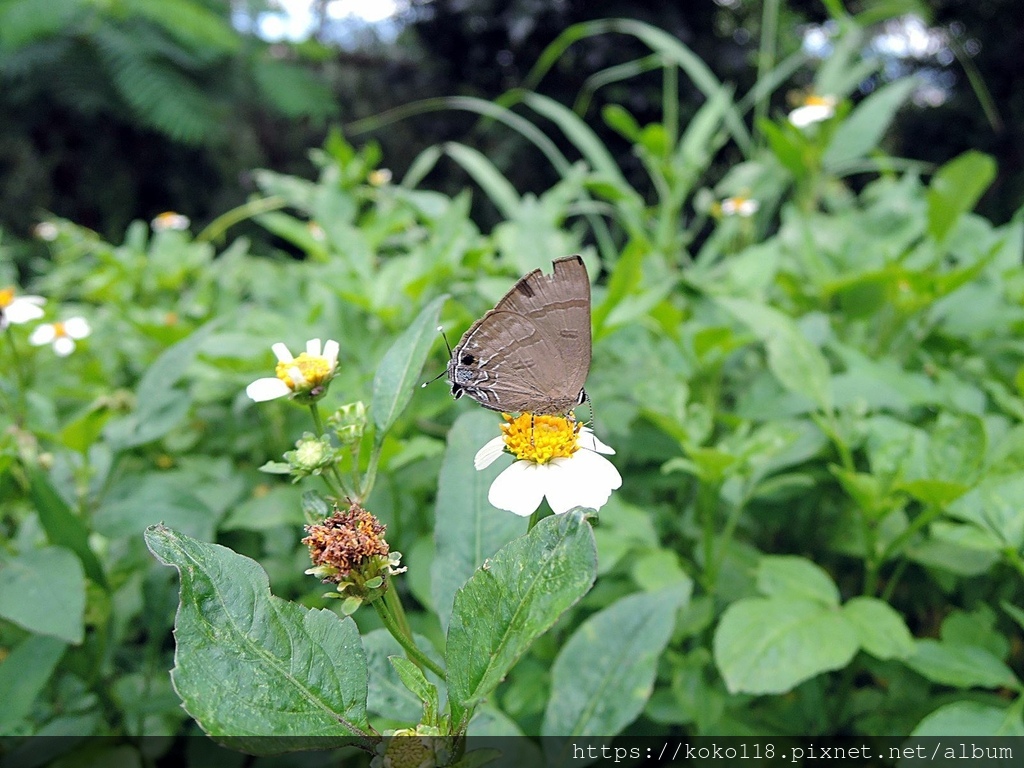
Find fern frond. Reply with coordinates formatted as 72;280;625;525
0;0;88;49
251;57;336;120
126;0;240;55
93;24;222;144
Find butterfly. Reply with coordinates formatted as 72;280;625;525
446;255;591;415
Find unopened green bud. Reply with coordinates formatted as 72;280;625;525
328;401;367;446
283;433;335;480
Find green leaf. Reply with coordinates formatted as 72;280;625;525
220;484;304;532
364;629;440;722
251;58;335;120
926;412;986;486
0;547;85;643
718;298;833;412
389;656;440;717
947;475;1024;550
905;639;1019;690
443;143;521;219
104;322;215;450
823;78;917;172
913;701;1024;737
0;635;66;733
542;587;685;740
145;525;374;753
27;468;106;588
842;596;916;660
927;150;997;243
713;597;858;694
756;555;839;606
431;411;525;631
602;104;641;142
446;510;597;728
94;472;216;541
371;295;447;436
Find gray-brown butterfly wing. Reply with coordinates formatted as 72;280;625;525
447;255;591;414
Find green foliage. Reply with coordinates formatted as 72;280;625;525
3;8;1024;759
146;525;373;753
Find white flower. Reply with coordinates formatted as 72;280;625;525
368;168;392;186
246;338;340;403
0;287;46;327
474;413;622;517
33;222;59;241
29;317;90;356
788;94;837;128
720;195;760;217
151;212;190;231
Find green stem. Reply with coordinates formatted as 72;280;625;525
309;402;326;435
4;328;30;426
698;480;719;593
754;0;780;148
374;597;445;679
359;436;382;501
880;503;944;564
1003;548;1024;581
310;402;352;497
383;576;413;639
711;497;746;590
880;558;909;603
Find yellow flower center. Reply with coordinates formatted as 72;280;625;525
52;321;67;337
381;734;432;768
0;287;14;308
805;94;834;106
501;412;581;464
276;352;332;390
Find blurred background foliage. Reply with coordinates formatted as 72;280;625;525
1;0;1021;249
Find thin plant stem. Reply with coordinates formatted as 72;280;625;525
383;576;413;640
374;598;445;679
359;436;382;501
754;0;781;147
880;558;910;603
4;329;30;425
309;402;351;497
1003;548;1024;581
698;480;719;593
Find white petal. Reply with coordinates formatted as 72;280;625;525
246;377;291;402
271;342;293;363
53;336;76;357
474;436;507;470
544;450;622;514
287;364;307;387
5;297;45;324
306;338;322;357
29;324;56;345
322;339;340;368
63;317;90;339
488;461;549;517
788;104;833;127
578;428;615;455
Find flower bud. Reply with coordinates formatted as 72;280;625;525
328;401;367;446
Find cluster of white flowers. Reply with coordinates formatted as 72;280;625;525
0;287;90;357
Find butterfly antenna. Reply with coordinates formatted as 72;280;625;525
582;389;594;428
421;326;452;389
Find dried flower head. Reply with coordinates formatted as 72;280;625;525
303;501;405;612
